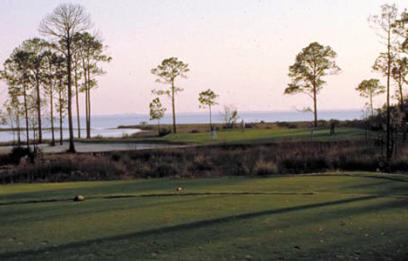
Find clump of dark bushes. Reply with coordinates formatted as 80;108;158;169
254;160;279;176
0;154;121;183
109;140;408;177
0;146;36;165
159;128;171;137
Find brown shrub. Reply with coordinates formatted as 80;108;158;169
2;140;408;183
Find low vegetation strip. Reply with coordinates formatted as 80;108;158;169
1;139;407;183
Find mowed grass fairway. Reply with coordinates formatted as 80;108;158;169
160;127;368;145
0;173;407;260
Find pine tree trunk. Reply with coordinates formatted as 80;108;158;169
16;112;21;146
87;88;91;138
59;107;63;145
313;84;318;128
58;86;63;146
87;65;91;138
66;37;76;153
85;85;90;139
399;76;404;112
82;61;90;139
50;89;55;146
209;105;212;131
171;79;176;133
398;76;407;142
386;27;392;160
49;63;55;146
35;72;42;143
74;63;81;139
23;85;30;148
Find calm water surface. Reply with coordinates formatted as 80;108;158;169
0;110;362;142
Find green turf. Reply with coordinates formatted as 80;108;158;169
0;173;407;260
160;127;368;145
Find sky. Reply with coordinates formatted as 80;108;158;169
0;0;407;116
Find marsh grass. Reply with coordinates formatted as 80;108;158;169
2;139;408;183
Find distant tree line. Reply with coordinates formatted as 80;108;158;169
0;3;111;152
282;4;408;161
1;3;407;159
363;4;408;160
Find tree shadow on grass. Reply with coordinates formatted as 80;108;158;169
0;194;384;259
0;194;217;226
333;181;408;196
0;177;250;204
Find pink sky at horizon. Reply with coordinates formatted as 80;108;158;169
0;0;407;116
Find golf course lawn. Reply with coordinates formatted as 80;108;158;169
0;173;407;260
160;127;368;145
